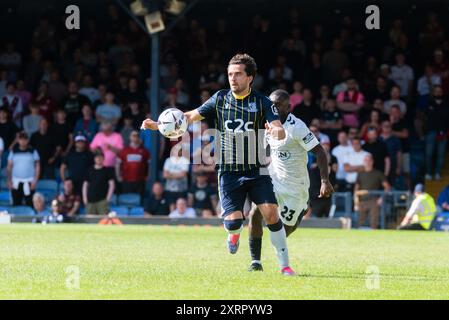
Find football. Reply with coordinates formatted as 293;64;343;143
157;107;188;138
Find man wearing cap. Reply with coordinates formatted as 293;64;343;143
398;184;437;230
7;132;40;206
60;134;94;195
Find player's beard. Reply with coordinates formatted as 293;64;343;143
232;83;250;96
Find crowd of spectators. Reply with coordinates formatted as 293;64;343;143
0;4;449;225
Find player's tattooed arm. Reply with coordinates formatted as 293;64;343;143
311;144;334;198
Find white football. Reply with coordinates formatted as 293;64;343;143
157;107;188;139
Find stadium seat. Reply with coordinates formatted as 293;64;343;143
118;193;141;207
8;206;35;215
0;190;11;206
129;206;144;216
109;194;117;205
109;206;129;217
79;207;85;215
0;179;8;191
37;179;58;191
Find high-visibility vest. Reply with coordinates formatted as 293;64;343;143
412;193;436;230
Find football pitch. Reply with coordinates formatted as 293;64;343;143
1;223;449;300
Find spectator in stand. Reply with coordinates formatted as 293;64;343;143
416;64;441;109
0;81;23;127
379;120;403;184
62;81;90;128
7;132;40;206
47;70;68;106
16;80;32;110
60;134;94;195
289;81;303;110
309;119;330;145
172;79;190;107
144;181;170;216
33;81;55;123
50;109;73;161
22;102;42;137
319;99;342;146
188;172;218;218
398;184;436;230
322;38;349;86
82;150;115;215
269;55;293;83
433;49;449;94
424;85;449;181
360;109;382;141
332;68;353;96
73;103;98;143
389;105;410;182
57;178;81;217
122;101;146;130
31;192;50;217
95;92;121;125
292;88;320;126
336;78;365;128
354;154;391;229
316;85;331;111
332;131;353;191
79;74;100;105
123;77;147;107
437;184;449;212
389;52;414;99
366;76;391;103
90;121;124;168
384;85;407;115
116;130;150;197
343;136;369;192
362;128;390;178
41;199;64;224
30;118;57;179
0;43;22;73
0;108;19;153
163;149;190;211
0;70;7;97
169;198;196;219
199;62;226;92
120;116;134;146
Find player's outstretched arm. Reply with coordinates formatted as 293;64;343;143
140;109;204;131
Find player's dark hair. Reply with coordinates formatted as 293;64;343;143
269;89;290;105
228;53;257;78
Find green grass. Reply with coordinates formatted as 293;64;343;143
1;223;449;300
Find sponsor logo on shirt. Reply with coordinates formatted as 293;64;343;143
247;102;258;112
276;150;291;160
303;132;314;144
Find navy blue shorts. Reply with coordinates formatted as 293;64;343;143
218;168;277;217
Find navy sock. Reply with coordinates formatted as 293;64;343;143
249;237;262;262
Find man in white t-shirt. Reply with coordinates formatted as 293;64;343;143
343;136;369;190
163;152;190;211
169;197;196;219
332;131;354;191
389;52;414;98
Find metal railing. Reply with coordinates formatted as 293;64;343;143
330;191;413;229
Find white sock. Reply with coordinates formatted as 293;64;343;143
269;226;289;268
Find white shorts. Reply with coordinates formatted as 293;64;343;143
275;191;309;226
